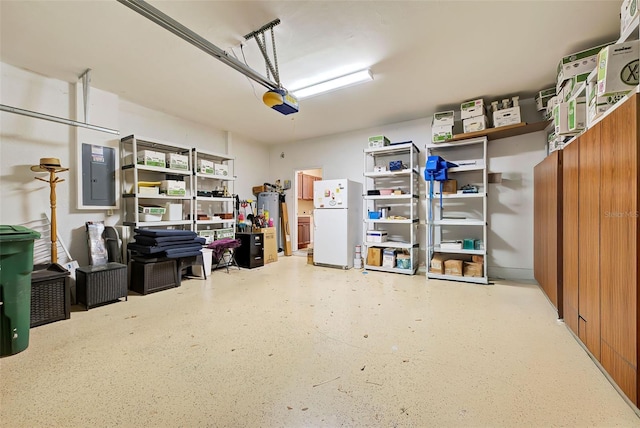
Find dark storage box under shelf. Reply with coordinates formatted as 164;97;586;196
129;259;178;295
30;263;70;327
76;263;128;310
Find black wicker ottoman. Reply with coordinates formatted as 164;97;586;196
129;259;178;295
30;264;70;327
76;263;128;309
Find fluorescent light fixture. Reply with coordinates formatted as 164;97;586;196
291;69;373;99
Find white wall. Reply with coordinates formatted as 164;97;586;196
268;112;547;280
1;62;269;266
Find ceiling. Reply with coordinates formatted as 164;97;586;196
0;1;622;145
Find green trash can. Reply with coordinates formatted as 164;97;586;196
0;225;41;356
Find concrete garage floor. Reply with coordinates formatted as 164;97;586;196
1;255;638;427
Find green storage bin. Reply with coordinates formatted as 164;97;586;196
0;225;40;356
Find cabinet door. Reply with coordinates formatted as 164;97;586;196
578;124;601;359
563;139;579;336
599;95;638;405
302;174;314;200
533;150;563;316
297;173;303;200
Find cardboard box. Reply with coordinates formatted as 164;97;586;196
463;115;489;133
472;255;484;264
258;227;278;264
493;106;521;128
366;230;388;243
430;254;451;273
444;259;463;276
368;135;390;148
367;247;382;266
396;254;411;269
138;205;166;215
160;180;186;196
138;185;159;195
568;97;586;132
557;42;612;86
162;203;183;221
433;110;455;126
382;248;396;268
214;164;229;176
198;159;214;174
460;99;486;120
432;125;453;143
252;185;266;195
621;0;639;37
587;90;629;127
463;262;483;277
535;87;556;111
441;179;457;194
137;150;165;168
597;41;640;96
166;153;189;170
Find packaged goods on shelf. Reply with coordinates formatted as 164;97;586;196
557;42;613;87
463;261;483;277
166;153;189;170
137;181;161;195
368;135;390;148
463;115;489;133
430;253;450;273
432;125;453;143
535;87;556;111
621;0;639;37
396;253;411;269
382;248;397;268
460;99;486;120
162;203;183;221
214;164;229;176
554;102;581;136
493;106;521;128
198;159;214;174
433;110;455;126
587;90;629;127
367;247;382;266
138;205;165;222
137;150;165;167
597;40;640;96
568;97;587;132
444;259;463;276
441;179;457;194
440;240;463;250
160;180;186;196
472;255;484;263
366;230;388;243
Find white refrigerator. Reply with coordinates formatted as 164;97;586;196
313;179;363;269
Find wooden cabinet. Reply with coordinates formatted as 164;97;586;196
298;217;311;248
599;93;638;404
562;139;579;336
552;93;639;406
297;173;318;200
533;149;563;316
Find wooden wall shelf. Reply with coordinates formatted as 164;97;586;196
447;121;551;142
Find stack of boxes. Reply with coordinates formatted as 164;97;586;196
460;99;489;133
490;97;521;129
429;254;484;278
431;111;454;143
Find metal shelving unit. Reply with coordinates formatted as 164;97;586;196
120;135;193;231
191;149;236;243
426;136;489;284
362;142;420;275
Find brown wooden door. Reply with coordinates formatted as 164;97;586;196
302;174;314;200
599;94;639;405
563;138;579;335
578;124;602;359
533;150;563;316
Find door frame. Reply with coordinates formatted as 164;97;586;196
293;167;322;252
